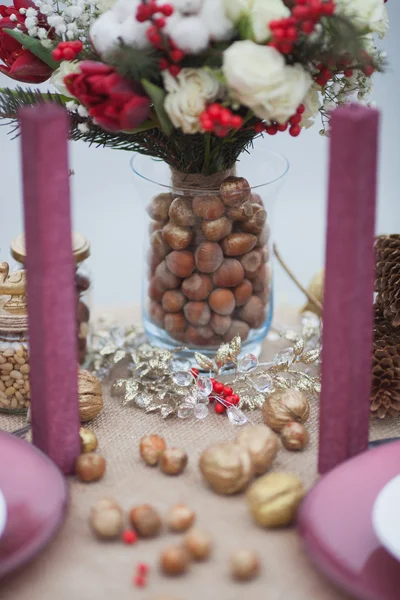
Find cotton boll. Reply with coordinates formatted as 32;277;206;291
201;0;234;41
166;15;209;53
112;0;141;22
170;0;204;13
118;17;149;49
90;12;124;56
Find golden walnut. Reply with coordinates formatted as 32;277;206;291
236;424;279;475
79;427;98;453
262;389;310;432
199;442;253;495
78;370;103;423
247;472;305;528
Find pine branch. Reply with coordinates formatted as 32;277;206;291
0;86;67;122
107;44;162;83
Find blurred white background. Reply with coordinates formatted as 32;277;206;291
1;3;399;309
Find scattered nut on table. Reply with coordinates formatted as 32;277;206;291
230;549;260;581
262;389;310;432
78;369;103;423
183;528;212;561
130;504;162;537
140;434;167;466
247;472;305;528
167;504;196;532
79;427;98;453
90;498;123;539
75;453;106;482
159;447;188;475
235;424;279;475
199;442;253;495
160;545;191;576
281;422;309;451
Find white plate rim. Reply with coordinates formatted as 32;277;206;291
0;489;7;540
372;473;400;562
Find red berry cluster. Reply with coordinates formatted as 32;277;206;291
133;563;149;588
253;104;304;137
269;0;335;55
210;380;240;414
52;40;83;62
200;104;244;137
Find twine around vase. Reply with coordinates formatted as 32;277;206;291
170;167;236;193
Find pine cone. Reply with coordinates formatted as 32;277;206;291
370;308;400;418
375;235;400;327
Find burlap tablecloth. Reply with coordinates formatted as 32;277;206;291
1;305;399;600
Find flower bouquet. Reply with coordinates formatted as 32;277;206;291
0;0;388;353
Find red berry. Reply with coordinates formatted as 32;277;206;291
215;402;226;414
230;115;243;129
277;122;288;131
58;42;67;50
315;74;326;86
253;122;265;133
265;124;278;135
190;368;199;377
201;118;213;131
289;114;302;125
224;395;234;406
122;530;138;545
168;64;181;76
159;58;169;70
215;126;229;137
320;1;335;15
170;49;184;63
301;20;315;33
223;386;233;397
292;5;311;19
286;26;298;41
363;65;374;77
136;4;152;21
133;575;146;588
218;108;232;126
154;16;166;28
269;19;280;30
231;393;240;405
289;124;301;137
52;48;62;61
213;381;224;394
160;3;174;16
322;67;333;80
343;68;353;77
297;103;305;114
268;41;280;50
62;47;75;61
296;0;308;5
279;41;293;54
146;26;162;46
137;563;149;576
72;40;83;51
273;27;286;41
207;103;222;120
148;0;159;15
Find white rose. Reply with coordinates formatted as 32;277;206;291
301;85;321;128
223;41;312;124
335;0;388;38
50;61;81;97
224;0;289;42
163;68;220;134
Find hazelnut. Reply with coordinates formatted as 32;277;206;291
149;220;165;233
238;296;266;328
166;250;195;278
281;422;309;451
192;195;225;220
90;498;123;539
151;230;171;260
163;222;193;250
140;434;167;466
183;528;212;560
79;427;98;453
147;249;162;276
199;442;253;495
240;208;267;234
167;504;196;532
160;448;188;475
256;224;271;247
181;273;213;301
262;389;310;432
130;504;162;538
169;197;196;227
236;425;279;475
230;549;260;581
194;242;224;273
240;249;264;277
201;216;232;242
162;290;186;313
164;313;187;335
186;325;216;347
226;201;254;222
212;259;245;288
147;193;174;221
160;545;190;576
251;193;263;206
222;319;250;342
75;453;106;482
233;279;253;306
149;301;165;326
184;301;211;326
221;233;257;257
149;276;165;302
155;261;181;290
256;288;271;305
247;472;305;528
220;176;251;207
210;313;232;336
209;288;235;316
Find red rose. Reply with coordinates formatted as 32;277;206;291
0;0;52;83
65;61;151;132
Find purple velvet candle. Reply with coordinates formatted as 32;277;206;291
318;104;379;475
19;104;80;475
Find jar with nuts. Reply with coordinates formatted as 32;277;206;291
133;151;288;355
11;232;92;366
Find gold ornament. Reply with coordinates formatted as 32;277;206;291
247;472;305;528
280;422;309;451
78;370;103;422
79;427;98;453
199;442;253;495
235;425;278;475
262;389;310;432
301;270;324;316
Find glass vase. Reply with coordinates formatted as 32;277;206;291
132;148;289;358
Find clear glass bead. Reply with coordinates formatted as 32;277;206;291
195;403;209;420
227;407;248;426
168;357;192;373
172;371;193;387
275;348;294;365
196;375;213;398
196;391;209;405
238;353;259;373
178;403;193;419
254;373;274;394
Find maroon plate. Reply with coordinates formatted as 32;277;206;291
298;441;400;600
0;431;68;578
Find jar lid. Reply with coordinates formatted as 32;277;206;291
11;233;91;264
0;265;28;333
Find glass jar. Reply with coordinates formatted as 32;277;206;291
132;148;289;358
0;265;30;414
10;232;92;366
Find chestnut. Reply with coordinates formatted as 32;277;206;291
223;319;250;342
154;261;181;290
233;279;253;306
238;296;266;328
147;192;174;221
164;313;187;334
183;301;211;326
149;301;165;326
220;176;251;207
162;290;186;313
201;216;232;242
240;249;263;277
221;233;257;257
210;313;232;335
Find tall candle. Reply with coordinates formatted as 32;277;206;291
318;104;379;475
20;104;80;475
